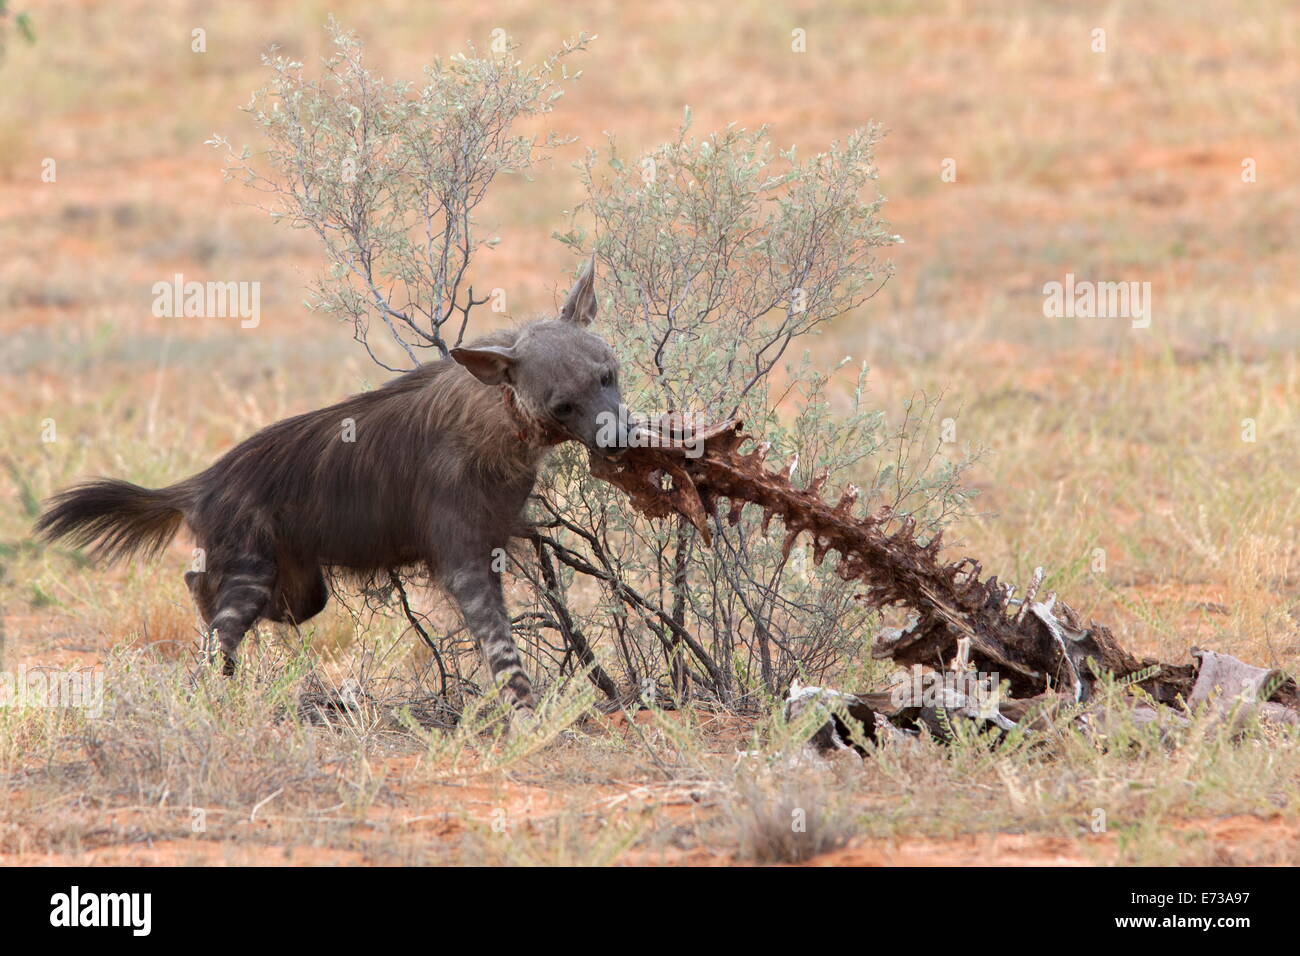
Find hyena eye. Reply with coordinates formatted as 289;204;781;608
551;401;574;419
600;370;614;388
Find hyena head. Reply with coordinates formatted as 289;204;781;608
451;258;632;456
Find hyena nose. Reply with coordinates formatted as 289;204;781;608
597;430;629;457
594;406;633;455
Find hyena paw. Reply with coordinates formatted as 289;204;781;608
508;706;540;737
501;672;535;709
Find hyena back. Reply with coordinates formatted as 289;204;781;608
35;261;627;710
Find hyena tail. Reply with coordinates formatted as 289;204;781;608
34;478;190;564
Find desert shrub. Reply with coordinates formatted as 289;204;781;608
212;16;589;370
539;117;977;705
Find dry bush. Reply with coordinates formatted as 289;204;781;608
726;768;855;864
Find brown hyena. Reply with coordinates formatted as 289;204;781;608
36;260;629;712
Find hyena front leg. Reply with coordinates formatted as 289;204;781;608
447;563;534;710
196;552;277;676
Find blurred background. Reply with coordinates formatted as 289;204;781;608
2;0;1298;670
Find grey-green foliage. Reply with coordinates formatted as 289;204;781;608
534;117;979;706
227;24;980;709
559;114;898;420
213;17;590;370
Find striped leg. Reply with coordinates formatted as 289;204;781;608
205;553;276;676
447;563;534;710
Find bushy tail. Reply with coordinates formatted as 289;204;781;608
34;478;190;564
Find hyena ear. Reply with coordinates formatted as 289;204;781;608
451;345;517;386
559;255;598;327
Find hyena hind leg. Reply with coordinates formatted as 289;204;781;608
191;553;277;675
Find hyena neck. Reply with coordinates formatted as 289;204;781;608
500;384;569;449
